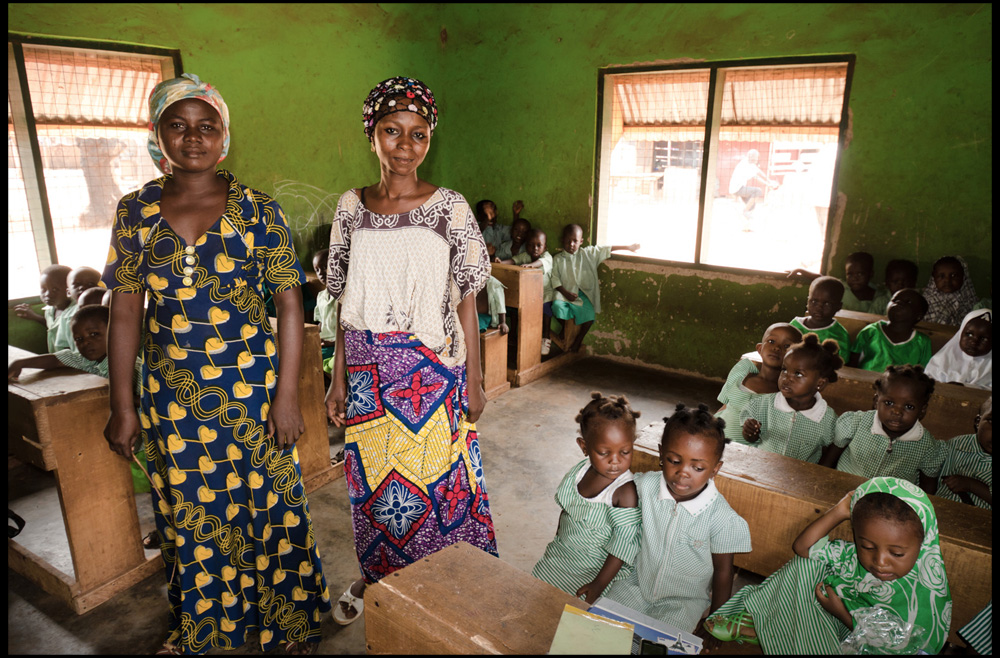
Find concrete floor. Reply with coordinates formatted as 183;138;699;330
8;355;758;655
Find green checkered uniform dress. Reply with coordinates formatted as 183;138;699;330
740;393;837;463
790;317;851;362
716;359;760;444
935;433;992;509
833;410;946;484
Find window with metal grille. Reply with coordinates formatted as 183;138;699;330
8;36;180;300
594;56;853;275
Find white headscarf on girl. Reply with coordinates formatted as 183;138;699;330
925;308;992;389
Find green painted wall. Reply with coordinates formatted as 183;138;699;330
9;3;992;378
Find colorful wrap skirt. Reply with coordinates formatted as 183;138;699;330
342;331;499;583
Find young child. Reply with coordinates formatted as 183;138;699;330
789;275;850;361
67;266;103;306
476;199;523;258
551;224;639;353
716;322;803;443
532;393;641;603
14;264;74;352
78;286;109;308
476;275;508;334
936;396;992;509
705;477;951;654
841;251;878;313
849;288;932;372
922;255;978;326
312;248;339;374
504;229;556;355
821;365;946;493
740;334;841;464
870;259;919;315
604;404;751;633
495;217;531;262
925;308;992;389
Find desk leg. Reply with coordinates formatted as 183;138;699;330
47;395;146;592
514;295;542;386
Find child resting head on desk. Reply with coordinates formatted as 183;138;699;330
936;395;992;509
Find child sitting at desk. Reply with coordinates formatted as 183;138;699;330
922;255;978;326
925;308;992;389
706;477;951;654
14;264;74;352
476;199;524;259
870;259;919;315
551;224;639;353
740;334;841;464
716;322;802;444
312;248;339;374
502;229;555;355
821;365;945;493
477;275;508;334
841;251;878;313
494;217;531;262
849;289;932;372
789;276;851;362
604;403;751;633
936;396;992;509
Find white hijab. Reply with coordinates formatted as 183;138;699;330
925;308;992;389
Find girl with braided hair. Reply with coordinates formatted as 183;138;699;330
532;392;642;603
605;403;751;632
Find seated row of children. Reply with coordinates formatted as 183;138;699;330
13;264;109;353
532;392;959;654
788;274;992;389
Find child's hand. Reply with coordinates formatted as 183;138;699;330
512;200;524;217
941;475;977;494
563;291;578;303
14;304;43;323
815;583;853;628
499;321;509;335
833;489;855;520
742;418;762;442
8;362;24;382
576;581;601;605
486;244;496;257
627;243;640;252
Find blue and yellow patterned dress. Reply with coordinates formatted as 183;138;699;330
102;170;330;654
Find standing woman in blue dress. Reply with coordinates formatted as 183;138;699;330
102;74;330;655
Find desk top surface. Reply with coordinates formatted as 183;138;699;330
8;345;109;402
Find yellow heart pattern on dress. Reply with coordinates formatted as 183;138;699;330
226;444;242;461
256;554;269;571
194;571;212;589
226;503;240;520
167;402;187;420
277;538;292;555
244;231;255;250
107;245;118;266
225;473;241;491
167;345;188;360
221;592;237;608
147;274;168;291
260;403;270;422
168;468;187;485
141;203;159;218
248;472;264;489
266;491;279;509
167;434;185;453
176;287;197;301
171;315;191;332
240;574;254;589
140;412;151;429
198;455;216;474
201;364;223;380
194;545;214;562
215;253;235;273
175;534;186;547
221;566;237;582
205;337;226;354
221;617;236;631
272;569;286;585
265;370;276;388
150;407;161;425
233;381;253;398
198;486;216;503
152;472;165;490
164;526;176;541
298;561;313;576
198;425;218;443
292;587;308;602
237;351;255;369
260;630;272;646
240;324;258;340
283;511;300;528
195;598;212;615
264;339;276;357
158;498;172;516
261;524;272;541
147;376;160;393
220;218;236;237
209;307;230;324
148;317;159;334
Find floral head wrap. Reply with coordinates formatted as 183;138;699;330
362;76;438;142
922;255;978;326
823;477;951;653
147;73;231;174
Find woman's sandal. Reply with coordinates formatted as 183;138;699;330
704;612;760;646
282;640;318;655
142;530;160;550
154;641;182;655
332;585;364;626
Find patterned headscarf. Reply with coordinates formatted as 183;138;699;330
147;73;231;174
362;76;438;142
922;255;978;325
823;477;951;654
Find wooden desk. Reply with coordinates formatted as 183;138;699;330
835;310;957;354
632;429;992;646
365;542;587;654
824;366;989;441
7;323;335;615
490;263;544;386
480;328;511;400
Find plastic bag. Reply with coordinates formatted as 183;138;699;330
840;607;927;655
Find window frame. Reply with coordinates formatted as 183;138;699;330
7;31;182;302
592;54;856;279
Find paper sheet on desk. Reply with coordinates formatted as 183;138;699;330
587;597;703;656
549;604;634;655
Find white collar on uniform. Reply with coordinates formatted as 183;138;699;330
658;475;718;516
870;414;924;442
773;391;829;422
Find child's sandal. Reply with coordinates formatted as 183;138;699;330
704;612;760;646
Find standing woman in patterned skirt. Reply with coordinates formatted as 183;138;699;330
325;76;499;624
103;74;330;655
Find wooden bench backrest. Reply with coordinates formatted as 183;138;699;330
632;428;991;646
835;310;957;354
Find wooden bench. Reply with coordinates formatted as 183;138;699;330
824;366;989;441
835;310;957;355
631;427;991;647
7;323;336;615
364;541;587;654
480;328;511;400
